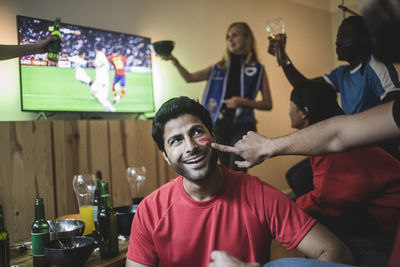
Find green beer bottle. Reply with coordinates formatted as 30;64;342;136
98;182;119;258
31;198;50;267
0;204;9;267
93;180;102;233
47;17;62;62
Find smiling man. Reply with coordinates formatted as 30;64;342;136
125;96;354;267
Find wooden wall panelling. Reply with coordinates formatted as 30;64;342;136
109;120;156;206
127;120;161;197
0;123;12;237
30;121;55;220
109;120;159;207
108;120;129;207
52;120;111;218
87;120;111;181
52;121;79;218
108;119;177;207
0;121;54;241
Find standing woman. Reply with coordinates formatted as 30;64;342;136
165;22;272;172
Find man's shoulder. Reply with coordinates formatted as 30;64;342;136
222;166;279;195
366;54;397;74
312;146;399;167
143;176;181;203
325;64;349;79
332;64;349;73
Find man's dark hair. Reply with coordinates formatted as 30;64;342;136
290;82;344;125
95;43;103;51
152;96;214;151
341;15;371;62
78;48;86;56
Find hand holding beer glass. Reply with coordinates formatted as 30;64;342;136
266;18;288;66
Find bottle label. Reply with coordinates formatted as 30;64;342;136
93;206;98;223
31;232;50;256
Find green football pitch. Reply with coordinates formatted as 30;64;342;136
21;65;155;113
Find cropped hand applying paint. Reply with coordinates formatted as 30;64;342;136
163;22;272;173
211;131;270;169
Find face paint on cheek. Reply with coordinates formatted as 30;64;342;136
198;137;212;148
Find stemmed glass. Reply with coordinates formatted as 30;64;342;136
126;166;147;205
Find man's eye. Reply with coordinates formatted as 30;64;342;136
170;138;181;146
194;129;204;136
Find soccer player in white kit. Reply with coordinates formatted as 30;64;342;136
91;43;116;112
68;49;92;85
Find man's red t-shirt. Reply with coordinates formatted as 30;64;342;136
296;146;400;235
127;166;315;267
107;53;126;76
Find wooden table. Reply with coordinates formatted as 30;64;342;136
10;238;129;267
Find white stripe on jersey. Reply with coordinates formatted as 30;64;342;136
369;55;400;100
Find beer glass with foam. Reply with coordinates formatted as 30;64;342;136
266;18;286;66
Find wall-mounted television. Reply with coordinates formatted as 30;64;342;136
17;15;154;113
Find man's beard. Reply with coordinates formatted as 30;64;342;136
171;147;219;183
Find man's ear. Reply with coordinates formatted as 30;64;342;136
302;106;309;119
162;152;171;166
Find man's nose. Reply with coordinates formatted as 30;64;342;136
184;137;199;152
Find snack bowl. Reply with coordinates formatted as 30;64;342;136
115;205;137;236
151;40;175;57
44;236;95;267
48;219;85;240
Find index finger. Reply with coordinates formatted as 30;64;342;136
211;143;237;153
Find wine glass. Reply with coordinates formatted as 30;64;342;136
126;166;147;204
266;18;286;66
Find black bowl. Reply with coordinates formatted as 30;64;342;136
115;205;137;236
45;236;95;267
151;40;175;57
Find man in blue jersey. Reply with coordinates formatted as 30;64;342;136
269;15;400;113
268;15;400;200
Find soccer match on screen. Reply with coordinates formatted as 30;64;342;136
17;15;155;113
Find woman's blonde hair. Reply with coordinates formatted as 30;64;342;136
217;22;259;69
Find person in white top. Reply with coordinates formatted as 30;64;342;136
68;49;92;86
91;43;115;112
